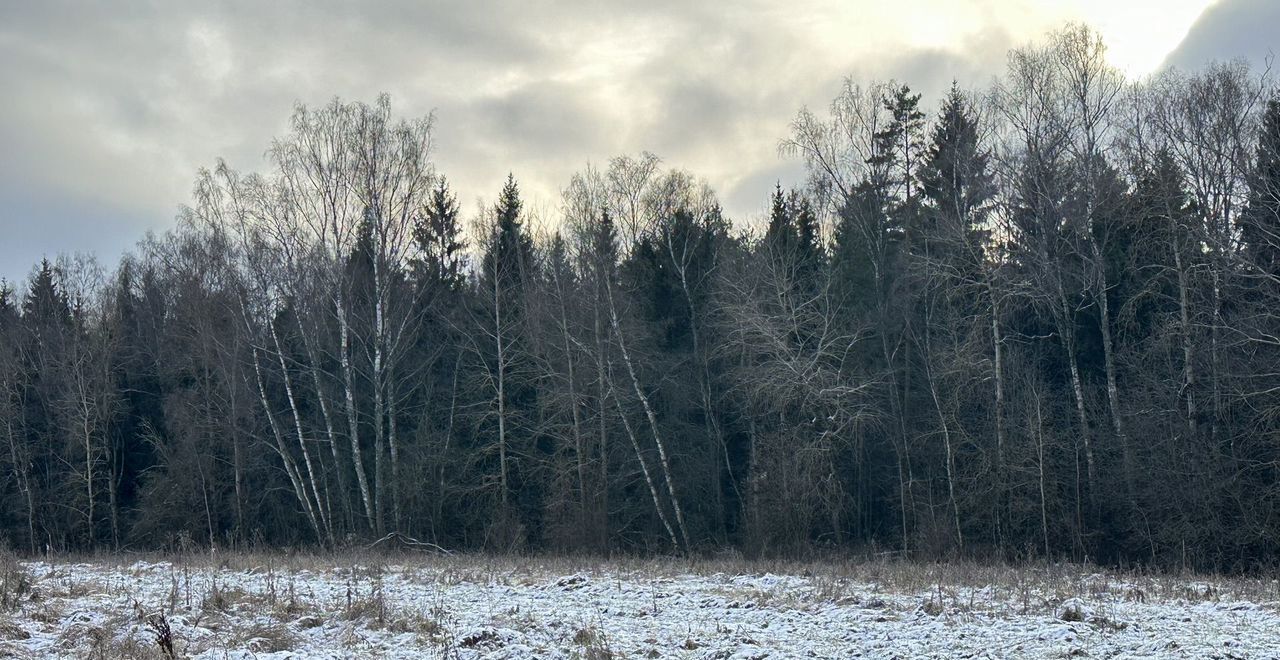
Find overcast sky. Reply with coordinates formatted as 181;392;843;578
0;0;1270;285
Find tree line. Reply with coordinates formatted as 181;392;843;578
2;25;1279;569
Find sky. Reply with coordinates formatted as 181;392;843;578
0;0;1267;286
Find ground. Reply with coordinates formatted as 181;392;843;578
2;552;1280;658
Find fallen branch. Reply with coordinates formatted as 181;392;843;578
366;532;453;555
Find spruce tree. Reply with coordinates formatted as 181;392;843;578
0;280;16;329
1244;99;1280;276
920;84;995;268
872;83;927;233
412;176;466;294
485;174;536;301
764;182;799;255
23;259;72;333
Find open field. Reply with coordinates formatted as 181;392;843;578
3;552;1280;658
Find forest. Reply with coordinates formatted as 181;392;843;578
1;25;1278;571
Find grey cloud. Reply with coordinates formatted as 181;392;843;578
0;1;1217;285
0;179;147;290
724;159;811;230
1164;0;1278;71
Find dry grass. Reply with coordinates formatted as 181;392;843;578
9;547;1280;657
342;572;390;625
150;549;1280;617
0;615;29;641
572;623;616;660
199;580;249;614
228;619;297;653
61;612;165;660
0;549;34;613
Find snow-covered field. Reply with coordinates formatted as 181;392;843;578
3;552;1280;658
